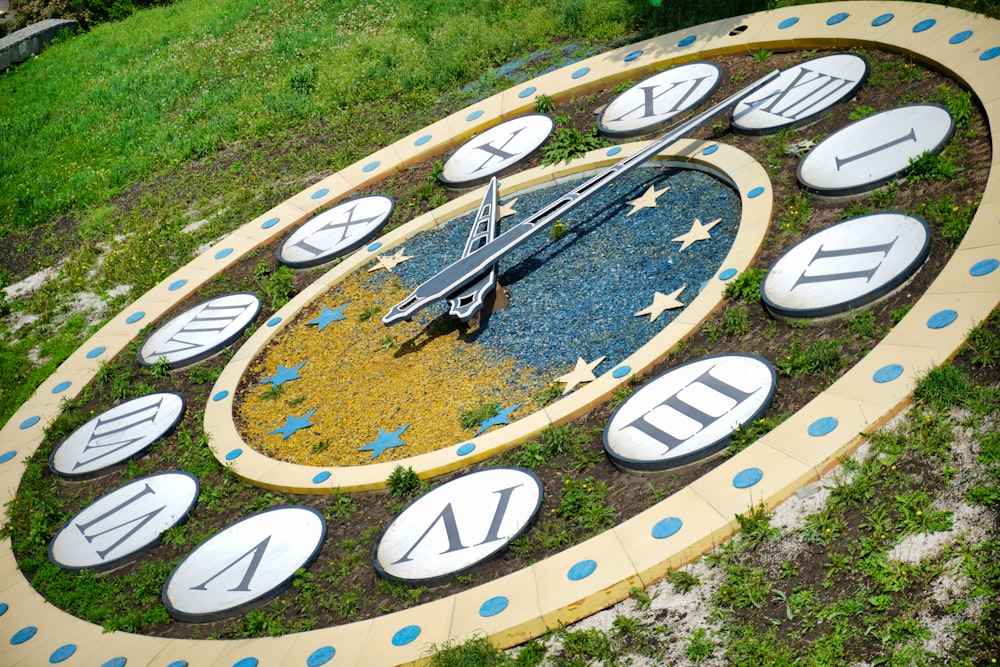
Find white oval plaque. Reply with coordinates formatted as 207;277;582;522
604;354;776;473
278;195;394;268
162;506;326;622
49;471;199;571
138;292;260;369
731;53;869;135
439;114;555;188
762;211;931;319
598;62;721;138
49;392;185;479
797;104;955;196
374;467;543;584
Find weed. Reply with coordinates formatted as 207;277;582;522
723;267;767;302
387;465;424;498
289;64;318;96
668;569;701;593
777;191;812;235
260;384;286;401
849;105;876;121
906;151;963;184
913;362;968;411
735;502;778;550
534;383;562;407
752;48;772;63
548;219;568;241
711;121;727;138
890;303;912;325
514;442;548;469
920;194;977;247
147;355;171;378
870;182;898;208
375;335;395;352
357;305;380;322
541;127;609;165
556;476;615;533
726;412;789;457
426;634;508;667
311;438;329;454
963;313;1000;367
935;85;974;129
609;375;640;408
845;309;878;340
686;627;715;662
629;585;656;611
186;364;222;385
533;93;555;114
324;494;357;520
775;336;846;378
559;627;615;663
253;260;295;310
612;79;634;94
459;402;500;430
703;303;752;341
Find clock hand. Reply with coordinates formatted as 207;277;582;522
446;176;500;321
383;68;781;326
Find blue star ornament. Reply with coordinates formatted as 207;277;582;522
359;424;410;459
259;361;307;387
269;408;318;440
475;404;522;436
307;303;349;332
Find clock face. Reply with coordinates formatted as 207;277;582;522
235;162;747;468
3;4;998;666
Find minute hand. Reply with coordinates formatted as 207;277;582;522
382;68;780;326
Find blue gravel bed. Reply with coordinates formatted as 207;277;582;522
387;165;741;384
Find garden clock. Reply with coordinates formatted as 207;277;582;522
1;3;998;666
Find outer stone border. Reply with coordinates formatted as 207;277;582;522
0;4;998;666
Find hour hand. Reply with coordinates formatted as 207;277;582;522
445;177;499;322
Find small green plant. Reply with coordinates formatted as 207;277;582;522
324;494;356;520
548;219;568;241
533;93;556;114
686;627;715;663
710;121;726;139
289;64;318;95
752;48;772;63
375;334;395;352
668;569;701;593
253;260;295;310
703;304;752;341
898;60;924;83
963;312;999;367
534;383;562;406
541;127;609;165
147;355;171;379
848;105;876;121
260;384;285;401
629;585;656;611
557;476;615;533
387;465;423;498
311;438;330;454
935;84;973;130
870;182;898;208
775;336;846;378
357;305;380;322
845;309;878;340
905;151;963;184
777;191;812;235
726;412;789;457
890;303;912;325
723;267;767;302
459;402;500;430
920;194;977;247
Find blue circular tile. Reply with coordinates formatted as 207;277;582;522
913;18;936;32
719;268;738;281
306;646;336;667
0;603;7;615
10;626;36;644
949;30;973;44
0;451;14;464
612;365;631;379
168;279;187;291
571;67;590;79
970;258;999;276
702;144;718;156
311;188;330;200
651;517;682;539
261;217;280;229
414;134;431;146
466;109;484;121
52;380;71;394
678;35;696;47
392;625;421;647
225;448;243;461
125;311;145;324
624;50;643;62
778;17;799;29
981;46;1000;60
927;309;958;329
567;559;597;581
102;659;127;667
808;416;838;437
266;316;282;327
214;247;234;260
606;146;622;157
747;186;765;198
312;471;331;484
367;241;383;252
873;364;904;384
872;13;894;26
212;390;229;402
362;161;380;173
827;12;848;25
50;644;77;663
456;443;475;456
232;659;258;667
19;416;40;429
733;467;763;489
86;346;107;359
518;86;536;99
479;595;509;617
166;661;189;667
